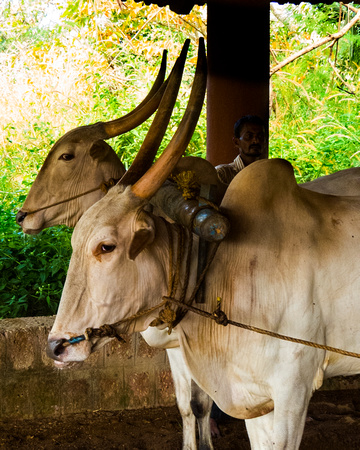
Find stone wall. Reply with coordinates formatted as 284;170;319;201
0;317;175;420
1;316;360;421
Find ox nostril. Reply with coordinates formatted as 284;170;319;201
16;210;27;225
54;340;67;357
47;338;67;359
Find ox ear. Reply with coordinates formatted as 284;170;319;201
89;140;113;162
128;210;155;261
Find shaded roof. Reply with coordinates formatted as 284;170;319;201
133;0;338;15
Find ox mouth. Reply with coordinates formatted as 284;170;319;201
53;360;82;370
49;340;105;368
21;225;43;235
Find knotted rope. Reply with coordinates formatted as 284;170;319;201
171;170;200;200
163;297;360;359
62;298;170;348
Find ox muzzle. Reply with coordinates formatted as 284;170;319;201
16;210;27;226
47;338;72;361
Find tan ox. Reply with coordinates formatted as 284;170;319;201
45;46;360;449
16;46;172;235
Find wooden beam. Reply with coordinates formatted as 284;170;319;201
206;2;270;165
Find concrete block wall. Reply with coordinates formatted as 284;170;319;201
1;316;360;421
0;317;175;420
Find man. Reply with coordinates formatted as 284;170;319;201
216;115;267;186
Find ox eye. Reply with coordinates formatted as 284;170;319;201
101;244;116;253
59;153;74;161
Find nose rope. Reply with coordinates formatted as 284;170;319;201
61;299;170;348
24;178;119;216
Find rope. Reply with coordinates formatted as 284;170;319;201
62;207;360;360
61;199;360;360
151;203;221;331
196;196;221;211
58;183;359;360
164;297;360;359
62;298;169;348
150;221;194;331
25;178;119;215
65;216;218;344
171;170;200;200
170;240;220;329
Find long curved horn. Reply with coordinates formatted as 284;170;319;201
54;49;169;144
120;50;168;116
131;38;207;200
119;39;190;186
102;49;168;138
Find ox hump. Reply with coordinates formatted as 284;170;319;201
222;158;297;209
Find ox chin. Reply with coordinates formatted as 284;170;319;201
53;360;82;370
22;226;43;235
21;219;45;235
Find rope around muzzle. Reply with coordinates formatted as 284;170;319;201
61;298;171;348
24;178;119;215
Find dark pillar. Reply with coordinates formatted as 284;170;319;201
206;1;270;166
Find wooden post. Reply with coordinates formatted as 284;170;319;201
206;1;270;166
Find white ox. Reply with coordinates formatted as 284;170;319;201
20;43;360;450
47;155;360;449
21;161;360;450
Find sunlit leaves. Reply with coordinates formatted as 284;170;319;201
0;0;207;317
270;3;360;181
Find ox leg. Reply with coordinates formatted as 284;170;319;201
190;379;214;450
246;383;312;450
166;348;197;450
245;413;274;449
271;384;311;450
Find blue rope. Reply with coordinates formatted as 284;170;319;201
63;335;86;347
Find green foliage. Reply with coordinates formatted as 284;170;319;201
270;3;360;182
0;204;72;318
2;1;360;318
0;0;206;318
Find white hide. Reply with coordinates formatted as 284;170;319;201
48;159;360;449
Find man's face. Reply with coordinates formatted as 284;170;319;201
234;123;266;159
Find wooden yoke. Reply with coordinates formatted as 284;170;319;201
150;156;229;242
150;156;229;303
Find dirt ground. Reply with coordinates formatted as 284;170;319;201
1;389;360;449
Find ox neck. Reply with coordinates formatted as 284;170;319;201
150;215;217;332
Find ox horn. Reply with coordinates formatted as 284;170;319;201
101;48;168;139
119;39;190;185
57;49;169;144
131;38;207;200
